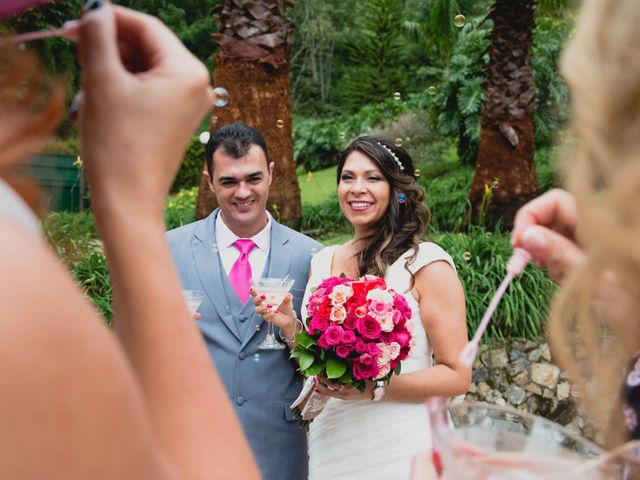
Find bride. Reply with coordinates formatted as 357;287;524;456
256;136;470;479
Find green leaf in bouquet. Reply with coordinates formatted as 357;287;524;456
393;363;402;375
337;369;353;384
295;331;317;349
305;361;324;377
325;356;347;379
353;380;366;393
289;349;302;359
299;350;315;371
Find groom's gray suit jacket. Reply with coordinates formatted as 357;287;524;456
166;209;321;480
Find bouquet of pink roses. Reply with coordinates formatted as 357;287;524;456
290;274;414;424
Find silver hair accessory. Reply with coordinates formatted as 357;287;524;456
376;141;404;171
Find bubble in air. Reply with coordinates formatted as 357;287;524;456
306;171;313;183
339;131;346;140
276;119;285;128
211;243;219;253
253;352;261;362
463;251;472;261
199;131;210;144
491;179;500;189
394;137;403;147
427;85;437;95
393;91;401;101
210;115;219;128
212;87;229;107
310;247;319;257
454;14;466;28
413;169;421;177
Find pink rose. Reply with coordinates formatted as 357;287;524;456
341;329;356;346
330;306;347;324
387;342;401;360
375;363;391;380
308;315;328;335
317;335;329;349
343;315;358;330
356;316;382;340
329;284;353;305
335;345;350;358
355;339;367;353
394;329;411;348
324;325;343;346
366;342;381;357
368;299;391;318
378;312;394;332
352;353;379;380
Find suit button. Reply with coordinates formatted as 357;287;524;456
239;314;248;322
236;396;245;405
239;352;246;360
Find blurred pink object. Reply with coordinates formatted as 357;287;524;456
1;20;79;45
0;0;50;19
459;248;531;367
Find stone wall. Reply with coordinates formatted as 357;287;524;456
463;339;599;442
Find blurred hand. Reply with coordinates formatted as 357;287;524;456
511;189;585;282
77;4;212;217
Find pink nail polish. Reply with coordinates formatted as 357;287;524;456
260;295;266;300
266;304;272;309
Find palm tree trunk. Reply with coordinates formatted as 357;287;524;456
196;0;301;227
468;0;538;229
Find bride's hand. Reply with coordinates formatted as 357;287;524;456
314;377;375;401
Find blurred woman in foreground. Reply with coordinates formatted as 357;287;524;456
0;2;258;478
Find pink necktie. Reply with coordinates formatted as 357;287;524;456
228;239;256;303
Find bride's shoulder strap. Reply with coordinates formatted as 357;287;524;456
405;242;457;275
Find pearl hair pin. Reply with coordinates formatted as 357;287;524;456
376;141;404;171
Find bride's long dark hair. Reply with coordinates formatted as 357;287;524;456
336;136;429;287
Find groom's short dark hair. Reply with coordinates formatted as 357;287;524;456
205;122;269;173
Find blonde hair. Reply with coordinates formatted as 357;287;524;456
549;0;640;446
0;45;64;213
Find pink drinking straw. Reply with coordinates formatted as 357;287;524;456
458;247;531;367
0;20;80;46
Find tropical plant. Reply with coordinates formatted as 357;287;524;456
468;0;572;227
337;0;409;111
171;137;205;193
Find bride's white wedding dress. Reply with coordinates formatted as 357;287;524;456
302;242;456;480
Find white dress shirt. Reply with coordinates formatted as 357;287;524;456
215;211;272;282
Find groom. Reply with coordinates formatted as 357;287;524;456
167;122;320;480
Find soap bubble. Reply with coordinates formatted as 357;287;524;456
199;131;210;144
463;251;472;261
212;87;229;107
454;14;466;28
276;119;285;128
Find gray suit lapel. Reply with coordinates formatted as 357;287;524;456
242;220;292;348
192;209;242;342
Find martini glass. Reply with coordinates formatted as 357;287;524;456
253;277;295;350
425;400;640;479
182;289;205;317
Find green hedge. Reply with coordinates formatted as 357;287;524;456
431;227;556;340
